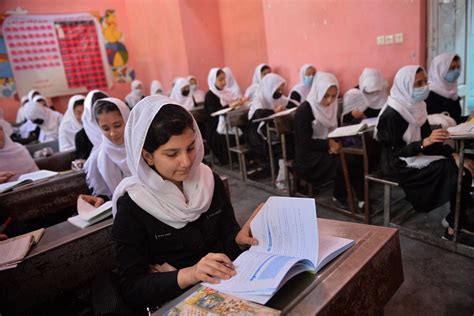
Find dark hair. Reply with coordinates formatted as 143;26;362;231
73;99;84;110
143;104;194;153
90;91;108;108
94;100;120;121
216;69;225;77
416;67;424;74
261;65;271;73
453;55;461;62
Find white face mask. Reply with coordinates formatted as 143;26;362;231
190;84;197;92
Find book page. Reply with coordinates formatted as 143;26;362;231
448;122;474;136
328;123;366;138
211;107;233;117
18;169;58;182
77;197;113;221
0;179;29;193
361;117;378;128
250;196;318;264
0;234;33;266
12;228;45;245
317;234;355;271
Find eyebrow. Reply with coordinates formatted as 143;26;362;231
162;140;196;152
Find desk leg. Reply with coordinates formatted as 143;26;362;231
267;124;276;188
281;133;290;196
224;116;233;170
340;145;356;215
453;140;464;243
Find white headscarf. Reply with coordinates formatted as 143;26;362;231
306;72;339;139
342;88;368;117
0;119;39;181
112;95;215;229
124;80;144;109
245;63;270;98
150;80;164;96
187;75;205;103
248;73;287;119
375;65;428;144
207;67;239;106
223;67;242;101
23;101;62;142
27;89;40;102
32;95;52;109
170;77;194;110
359;68;388;110
83;90;109;148
58;95;85;152
16;96;29;123
290;64;315;104
84;97;131;198
428;53;459;100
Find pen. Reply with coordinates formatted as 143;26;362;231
0;217;12;233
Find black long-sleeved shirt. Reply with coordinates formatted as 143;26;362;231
111;173;242;308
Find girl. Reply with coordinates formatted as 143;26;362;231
426;53;465;124
125;80;145;109
81;97;131;206
23;100;62;142
341;88;368;125
244;63;272;99
170;77;195;111
33;95;55;111
16;95;29;123
375;65;474;239
188;75;205;103
150;80;164;96
289;64;317;106
27;89;40;102
294;72;364;207
112;95;258;308
58;95;85;152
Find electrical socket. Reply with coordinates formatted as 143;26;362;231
376;35;385;45
395;33;403;43
385;34;394;45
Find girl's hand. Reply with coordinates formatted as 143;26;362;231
0;171;15;184
351;110;366;119
177;253;236;288
149;262;176;273
328;139;341;155
235;203;263;249
79;194;104;207
423;129;449;147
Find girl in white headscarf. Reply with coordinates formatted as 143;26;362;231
124;80;144;109
0;119;38;182
16;96;29;123
150;80;164;96
342;88;369;125
223;67;244;102
187;75;205;104
244;63;271;99
170;77;195;110
82;97;131;205
23;100;62;142
58;95;85;152
32;95;55;110
375;65;474;238
289;64;317;106
351;68;388;120
294;72;364;207
111;96;259;308
426;53;465;124
27;89;40;102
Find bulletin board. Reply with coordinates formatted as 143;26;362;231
2;12;112;98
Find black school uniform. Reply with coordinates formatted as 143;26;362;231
204;91;230;164
426;91;466;124
74;128;93;160
112;173;242;308
342;108;381;126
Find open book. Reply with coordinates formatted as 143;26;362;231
328;123;368;138
447;122;474;137
205;196;354;304
0;169;58;194
0;228;45;270
68;197;113;228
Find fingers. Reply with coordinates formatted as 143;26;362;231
195;253;236;284
94;197;105;207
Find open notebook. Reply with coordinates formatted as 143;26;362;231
447;122;474;137
205;196;354;304
0;170;58;194
328;123;369;138
68;197;113;228
0;228;45;270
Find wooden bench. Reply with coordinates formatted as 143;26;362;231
26;139;59;156
34;149;76;171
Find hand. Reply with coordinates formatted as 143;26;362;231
328;139;341;155
422;129;449;147
177;253;236;288
229;100;241;109
79;194;104;207
149;262;177;273
275;105;285;113
0;233;8;241
351;110;366;119
0;171;15;184
235;203;263;249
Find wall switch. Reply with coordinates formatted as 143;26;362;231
395;33;403;43
376;35;385;45
385;34;394;44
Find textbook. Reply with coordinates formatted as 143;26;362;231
164;287;280;316
68;198;113;228
447;122;474;137
0;228;44;270
328;123;368;138
204;196;354;304
0;169;58;193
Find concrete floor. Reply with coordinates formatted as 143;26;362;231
223;171;474;316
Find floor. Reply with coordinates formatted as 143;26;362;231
222;169;474;316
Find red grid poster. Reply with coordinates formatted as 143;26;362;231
2;13;112;97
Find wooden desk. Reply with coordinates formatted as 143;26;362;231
0;218;114;314
34;149;76;171
154;218;403;315
0;171;89;221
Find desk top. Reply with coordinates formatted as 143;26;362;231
155;218;403;315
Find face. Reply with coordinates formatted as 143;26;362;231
142;127;196;186
135;83;142;90
320;86;338;107
0;127;4;149
305;67;316;76
413;70;428;88
73;104;84;124
96;111;125;145
181;85;190;96
261;67;271;79
449;58;461;71
215;72;227;90
189;78;197;85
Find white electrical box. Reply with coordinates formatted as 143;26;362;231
395;33;404;43
385;34;394;44
376;35;385;45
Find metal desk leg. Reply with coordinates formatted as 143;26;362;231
453;139;464;243
267;124;276;187
224;115;233;170
281;133;290;196
340;146;356;215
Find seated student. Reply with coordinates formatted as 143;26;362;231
0;118;38;182
204;67;246;165
342;88;369;125
188;75;206;104
294;72;364;207
81;98;131;206
112;96;259;308
23;100;63;143
27;89;41;102
426;53;465;124
125;80;145;109
170;77;195;111
58;95;85;152
33;95;56;111
244;63;272;99
16;95;29;124
289;64;317;106
344;68;388;123
75;90;109;160
223;67;245;102
150;80;164;96
375;65;474;239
